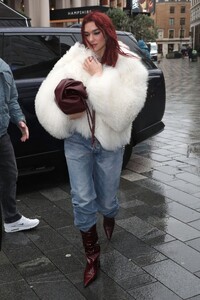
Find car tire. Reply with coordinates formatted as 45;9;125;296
122;144;133;169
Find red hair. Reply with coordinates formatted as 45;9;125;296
81;11;128;67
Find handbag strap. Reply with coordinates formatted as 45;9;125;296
84;101;96;145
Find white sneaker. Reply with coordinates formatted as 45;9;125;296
4;215;39;233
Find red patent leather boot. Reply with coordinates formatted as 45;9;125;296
80;224;100;287
103;216;115;240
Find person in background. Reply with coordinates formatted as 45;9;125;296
187;45;193;61
138;39;151;59
0;58;40;234
35;11;148;287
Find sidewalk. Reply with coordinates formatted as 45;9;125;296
1;57;200;300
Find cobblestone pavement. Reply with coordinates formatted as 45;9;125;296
1;57;200;300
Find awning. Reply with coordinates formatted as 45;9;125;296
0;1;31;27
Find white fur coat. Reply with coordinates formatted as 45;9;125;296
35;42;148;151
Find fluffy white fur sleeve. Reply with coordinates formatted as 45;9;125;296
86;54;148;133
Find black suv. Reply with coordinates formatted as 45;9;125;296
0;27;165;176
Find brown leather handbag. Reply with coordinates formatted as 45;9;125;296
54;78;95;143
54;78;88;115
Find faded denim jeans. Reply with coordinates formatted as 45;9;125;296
0;134;21;223
64;133;124;232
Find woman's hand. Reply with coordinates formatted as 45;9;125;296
18;121;29;142
83;56;103;76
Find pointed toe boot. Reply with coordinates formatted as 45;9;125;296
103;216;115;240
80;224;100;287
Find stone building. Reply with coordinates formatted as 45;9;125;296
190;0;200;51
1;0;127;26
151;0;191;56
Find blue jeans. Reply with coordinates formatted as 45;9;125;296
0;133;21;223
64;133;124;232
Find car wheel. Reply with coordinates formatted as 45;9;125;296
122;144;133;169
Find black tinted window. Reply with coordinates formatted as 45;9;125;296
2;34;74;79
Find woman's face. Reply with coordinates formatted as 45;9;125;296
83;21;106;58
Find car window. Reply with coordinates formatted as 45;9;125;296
59;35;77;55
117;34;155;70
73;33;82;43
1;34;74;79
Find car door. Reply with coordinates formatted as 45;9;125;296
1;31;76;173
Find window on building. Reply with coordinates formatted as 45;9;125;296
181;6;186;13
180;18;185;25
169;18;174;26
158;44;163;54
169;30;174;39
100;0;109;5
180;29;185;38
170;6;175;13
158;30;164;39
168;44;174;53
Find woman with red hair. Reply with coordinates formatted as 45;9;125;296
35;11;148;287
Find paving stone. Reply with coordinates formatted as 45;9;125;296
152;164;184;175
19;191;53;210
176;172;200;186
121;170;147;181
2;230;36;250
136;177;172;195
154;240;200;272
111;229;167;267
17;256;60;282
126;160;153;173
39;187;70;201
120;199;145;209
162;188;200;209
166;201;200;223
186;237;200;252
117;273;157;291
101;249;143;282
187;296;200;300
144;260;200;299
167;179;200;194
189;219;200;230
117;216;165;241
26;226;70;252
3;244;44;265
129;281;182;300
32;280;86;300
0;281;39;300
0;262;23;284
45;246;84;275
35;205;74;229
163;217;200;241
143;169;175;182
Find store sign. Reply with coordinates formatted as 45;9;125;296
126;0;155;13
50;5;109;21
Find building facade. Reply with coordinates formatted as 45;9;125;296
2;0;127;26
151;0;191;56
190;0;200;51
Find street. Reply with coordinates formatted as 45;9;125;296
1;56;200;300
